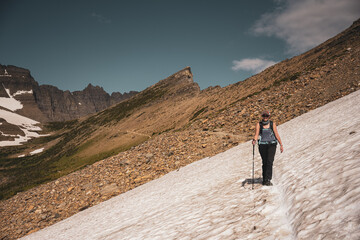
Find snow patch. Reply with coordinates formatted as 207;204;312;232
30;148;44;155
0;84;47;146
0;84;24;111
0;130;16;137
13;90;33;96
0;109;45;147
0;69;12;77
0;109;39;128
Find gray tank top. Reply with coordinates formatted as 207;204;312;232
259;127;277;144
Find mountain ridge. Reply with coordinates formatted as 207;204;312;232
0;65;138;122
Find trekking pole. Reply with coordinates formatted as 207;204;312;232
252;144;255;190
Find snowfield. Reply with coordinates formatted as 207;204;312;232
0;109;43;147
0;85;45;146
0;86;23;111
23;90;360;240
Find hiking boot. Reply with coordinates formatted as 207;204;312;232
265;180;273;186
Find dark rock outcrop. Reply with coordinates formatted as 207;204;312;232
146;66;200;99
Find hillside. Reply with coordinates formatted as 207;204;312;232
0;19;359;239
0;67;201;200
23;88;360;239
0;66;138;147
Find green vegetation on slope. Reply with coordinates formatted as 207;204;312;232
0;85;167;200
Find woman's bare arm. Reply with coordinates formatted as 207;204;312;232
252;122;260;145
273;123;284;152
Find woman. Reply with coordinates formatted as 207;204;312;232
252;111;283;186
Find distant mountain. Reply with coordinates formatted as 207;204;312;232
0;65;138;122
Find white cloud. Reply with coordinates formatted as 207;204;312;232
91;13;112;24
252;0;360;55
232;58;277;73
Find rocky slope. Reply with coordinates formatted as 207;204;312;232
0;19;359;240
0;65;138;122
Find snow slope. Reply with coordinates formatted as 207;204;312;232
22;90;360;240
0;84;44;146
0;85;24;111
0;109;43;147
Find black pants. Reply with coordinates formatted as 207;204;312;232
259;144;277;181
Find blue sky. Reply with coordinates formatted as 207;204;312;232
0;0;359;93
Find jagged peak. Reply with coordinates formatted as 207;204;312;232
85;83;102;90
351;18;360;27
175;66;192;74
170;66;193;81
82;84;107;94
155;66;194;88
